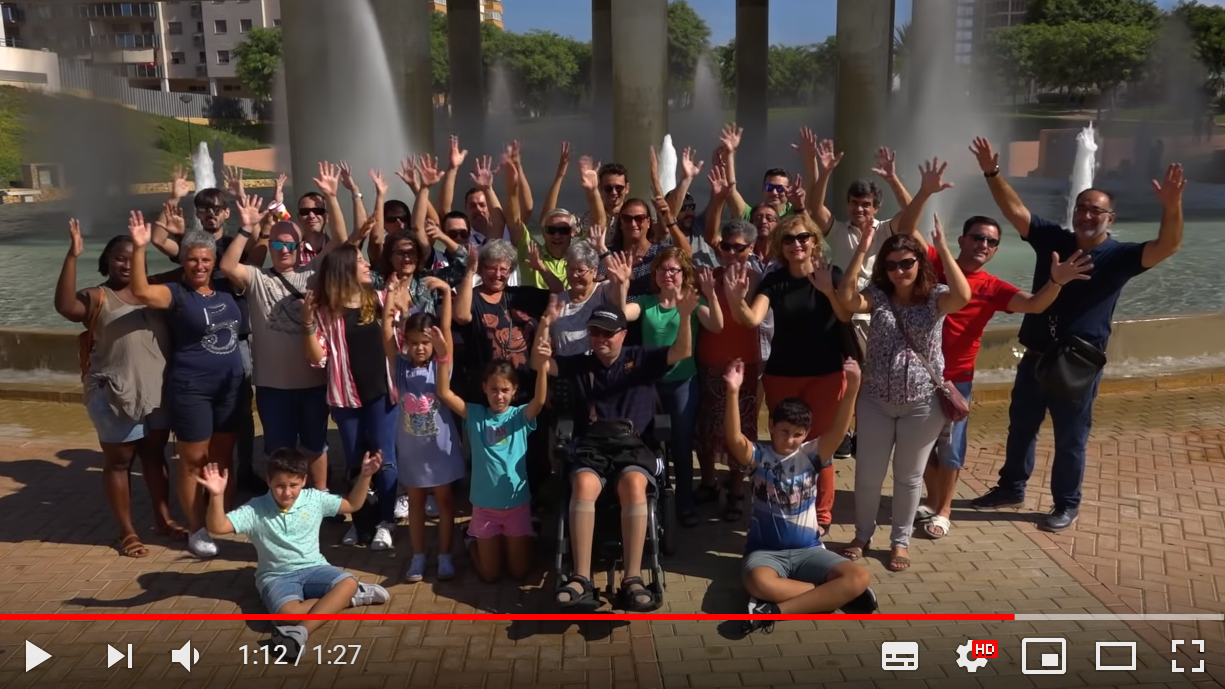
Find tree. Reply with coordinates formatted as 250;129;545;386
430;12;449;99
893;21;910;81
1024;0;1163;30
982;25;1040;105
667;0;712;106
232;27;282;101
1173;1;1225;92
502;31;582;115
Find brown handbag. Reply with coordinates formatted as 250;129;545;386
888;300;969;423
77;287;104;382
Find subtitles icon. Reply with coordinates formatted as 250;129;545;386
171;641;199;672
881;641;919;670
1095;642;1137;671
955;639;996;672
1022;638;1067;675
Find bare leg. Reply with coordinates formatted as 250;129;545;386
617;471;651;608
135;429;179;536
100;442;141;549
471;536;504;583
408;487;428;555
434;484;455;555
175;439;212;532
559;472;601;601
274;577;359;634
505;535;533;580
745;563;870;613
209;432;237;511
309;451;328;491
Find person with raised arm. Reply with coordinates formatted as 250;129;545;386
967;137;1186;532
833;218;971;572
506;144;575;291
440;135;508;249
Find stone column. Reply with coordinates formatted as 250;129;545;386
447;0;485;156
735;0;769;186
279;0;326;194
905;0;957;136
370;0;435;155
833;0;894;207
611;0;668;192
591;0;614;159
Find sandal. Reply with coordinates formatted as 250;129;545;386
556;574;599;610
923;515;951;539
889;553;911;572
693;483;720;505
722;495;744;522
618;576;658;612
840;541;868;561
156;520;190;541
914;505;936;524
117;534;150;559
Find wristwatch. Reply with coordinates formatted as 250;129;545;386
354;191;363;199
984;167;1001;179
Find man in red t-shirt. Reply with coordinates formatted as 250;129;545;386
895;160;1093;538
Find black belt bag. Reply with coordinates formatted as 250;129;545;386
1034;316;1106;402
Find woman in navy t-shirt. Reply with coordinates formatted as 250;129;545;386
128;212;245;560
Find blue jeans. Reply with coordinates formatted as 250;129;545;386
1000;353;1102;511
331;396;399;524
936;381;974;469
658;377;699;514
256;385;330;456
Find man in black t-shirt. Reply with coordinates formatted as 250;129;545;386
541;299;696;612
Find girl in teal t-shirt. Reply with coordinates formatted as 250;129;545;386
620;247;723;525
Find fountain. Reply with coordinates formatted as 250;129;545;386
1065;123;1098;229
191;141;217;192
486;61;516;161
658;135;678;195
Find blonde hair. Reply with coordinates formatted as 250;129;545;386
769;214;824;263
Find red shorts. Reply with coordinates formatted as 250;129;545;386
468;504;533;539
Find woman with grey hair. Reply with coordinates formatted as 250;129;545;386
511;206;579;292
128;217;246;560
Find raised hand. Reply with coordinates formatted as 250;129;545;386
588;221;608;254
449;134;469;170
652;195;671;222
533;332;553;367
354;214;379;242
499;142;516;173
578;156;599;191
274;172;287;204
792;126;818;160
224;165;245;200
194;462;229;496
314;161;341;197
605;251;632;284
359;450;382;477
237;194;266;228
723;262;750;303
708;164;730;198
931;213;946;248
161;200;186;236
427;325;449;356
681;147;704;180
723;359;745;391
526;241;547;273
678;286;700;316
1152;163;1186;208
418;154;445;187
696;266;717;298
370;169;389;196
871;147;897;179
808;257;834;294
786;173;807;209
421;276;447;293
128;210;151;247
720;123;743;153
67;218;83;258
542;293;563;324
465;245;479;274
470;155;495;188
170;165;191;200
816;139;843;174
842;357;862;387
338;161;358;193
969;136;999;174
1049;250;1094;286
918;157;954;196
509;140;522;167
555;141;571;179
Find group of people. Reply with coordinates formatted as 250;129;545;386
57;123;1185;644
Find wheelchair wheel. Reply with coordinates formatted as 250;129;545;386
660;486;678;556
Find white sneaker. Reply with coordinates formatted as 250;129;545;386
394;494;410;521
425;494;439;518
188;528;218;558
350;582;390;607
342;525;358;547
370;522;394;551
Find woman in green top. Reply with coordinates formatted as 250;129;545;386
621;247;723;525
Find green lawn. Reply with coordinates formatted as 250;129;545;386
0;85;272;186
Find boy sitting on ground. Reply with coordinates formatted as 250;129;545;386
723;357;877;632
197;448;391;654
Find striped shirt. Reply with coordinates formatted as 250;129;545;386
310;289;399;408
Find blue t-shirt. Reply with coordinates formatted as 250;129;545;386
167;282;245;379
227;488;342;591
1017;216;1149;352
746;439;825;554
465;403;536;509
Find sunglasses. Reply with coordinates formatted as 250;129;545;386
270;240;298;252
620;214;650;225
196;205;226;216
447;229;471;241
588;328;621;339
603;184;626;195
385;214;408;224
298;207;326;217
967;233;1000;248
764;183;787;194
390;249;417;260
545;225;572;236
680;203;697;212
885;257;918;272
781;232;814;245
719;241;749;253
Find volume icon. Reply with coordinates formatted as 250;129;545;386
107;644;132;669
170;641;199;672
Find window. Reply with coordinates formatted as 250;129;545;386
213;19;226;34
198;51;207;63
171;51;185;64
216;49;229;64
112;23;130;32
223;84;240;91
240;19;252;33
196;22;204;32
273;18;281;27
141;22;154;33
488;10;502;21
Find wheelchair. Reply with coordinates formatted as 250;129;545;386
551;414;678;610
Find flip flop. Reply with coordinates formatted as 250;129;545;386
841;542;868;561
118;534;150;559
156;521;190;541
923;515;951;539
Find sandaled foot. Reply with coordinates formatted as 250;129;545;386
155;520;190;541
840;540;868;561
117;533;150;559
556;575;599;609
914;505;936;524
889;549;911;572
619;576;657;612
923;515;951;539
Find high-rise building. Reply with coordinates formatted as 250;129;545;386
10;1;281;96
429;0;504;30
965;0;1029;62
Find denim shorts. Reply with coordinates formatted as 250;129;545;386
259;565;355;613
936;381;973;469
255;385;330;456
742;546;846;585
85;385;168;445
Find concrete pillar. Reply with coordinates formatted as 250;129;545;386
208;77;217;96
906;0;956;129
735;0;769;187
591;0;613;159
447;0;485;156
611;0;668;194
833;0;894;208
280;0;327;196
370;0;434;154
160;77;170;92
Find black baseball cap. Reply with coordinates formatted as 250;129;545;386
587;307;627;333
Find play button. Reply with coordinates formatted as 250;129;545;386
25;641;52;672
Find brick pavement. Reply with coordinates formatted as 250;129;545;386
0;388;1221;688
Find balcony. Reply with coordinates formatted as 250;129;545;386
2;5;24;22
85;33;159;49
74;3;158;20
126;63;162;79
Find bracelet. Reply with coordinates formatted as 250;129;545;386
237;229;251;237
666;221;678;228
599;251;611;259
984;167;1001;179
303;323;317;333
434;355;451;363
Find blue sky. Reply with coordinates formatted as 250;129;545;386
503;0;1210;46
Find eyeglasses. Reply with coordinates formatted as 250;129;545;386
196;205;226;216
545;225;572;236
680;203;697;212
270;240;298;252
781;233;814;245
391;249;417;260
568;265;593;276
385;215;408;224
656;266;683;277
967;233;1000;248
719;241;750;253
764;183;787;194
603;184;626;195
885;257;918;272
1075;204;1113;218
298;207;326;217
620;214;650;225
751;214;778;224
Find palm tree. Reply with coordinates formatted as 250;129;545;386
893;21;910;80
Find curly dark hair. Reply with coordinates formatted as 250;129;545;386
869;234;937;304
98;235;133;277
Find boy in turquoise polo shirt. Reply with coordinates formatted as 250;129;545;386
197;448;390;655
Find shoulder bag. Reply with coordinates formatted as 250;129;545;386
1034;315;1106;402
77;287;105;381
888;299;969;422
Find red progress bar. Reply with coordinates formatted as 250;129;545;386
0;614;1017;621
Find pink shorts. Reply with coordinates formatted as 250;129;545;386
468;504;533;539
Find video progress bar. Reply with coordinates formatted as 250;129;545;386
1015;614;1224;621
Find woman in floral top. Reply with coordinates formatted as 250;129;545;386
833;220;971;572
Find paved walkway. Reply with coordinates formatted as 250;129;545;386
0;387;1222;688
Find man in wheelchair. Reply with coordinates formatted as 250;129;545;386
538;295;698;611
